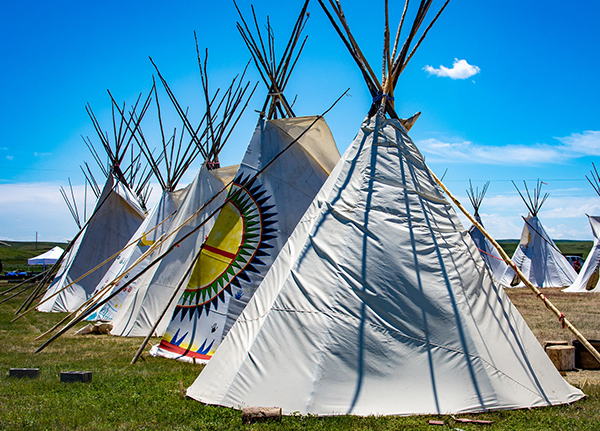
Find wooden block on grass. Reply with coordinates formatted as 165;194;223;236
545;345;575;371
9;368;39;379
241;407;282;424
60;371;92;383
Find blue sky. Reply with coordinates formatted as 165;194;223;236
2;0;600;242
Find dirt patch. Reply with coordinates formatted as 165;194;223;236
506;287;600;385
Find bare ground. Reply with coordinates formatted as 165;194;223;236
506;287;600;386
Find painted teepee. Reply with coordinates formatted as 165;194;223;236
37;99;150;313
500;180;577;288
150;0;340;361
85;79;205;322
187;0;583;416
564;165;600;292
109;53;257;337
466;181;508;281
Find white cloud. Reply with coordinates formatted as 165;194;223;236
418;129;600;165
424;59;480;80
33;152;52;158
6;155;13;161
418;138;563;165
555;131;600;156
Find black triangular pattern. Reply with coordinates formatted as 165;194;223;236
211;296;219;311
173;306;182;321
254;249;270;258
261;205;276;213
262;228;278;235
252;189;268;201
262;219;278;228
261;243;275;250
250;257;266;267
180;307;190;321
218;290;225;303
245;263;261;274
225;283;234;295
256;197;272;207
204;302;212;315
262;212;278;221
237;271;252;283
261;235;278;242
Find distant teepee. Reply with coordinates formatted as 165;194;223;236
186;0;583;416
500;180;577;288
37;97;151;313
564;164;600;292
466;181;508;281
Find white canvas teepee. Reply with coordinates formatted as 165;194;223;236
500;181;577;288
563;215;600;292
38;176;145;313
84;78;208;323
152;115;339;360
466;181;508;281
85;188;187;322
564;165;600;293
150;2;340;361
109;54;256;337
109;164;230;335
187;0;583;416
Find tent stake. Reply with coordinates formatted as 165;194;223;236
429;168;600;364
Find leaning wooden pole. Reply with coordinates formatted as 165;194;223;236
130;243;202;365
429;168;600;364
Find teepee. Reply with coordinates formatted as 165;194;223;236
150;0;340;361
37;97;151;313
564;165;600;292
500;180;577;288
187;0;583;416
466;181;508;281
85;79;206;322
109;52;257;337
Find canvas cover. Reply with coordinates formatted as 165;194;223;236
500;216;577;288
84;188;187;322
151;116;340;362
563;215;600;292
468;215;508;282
27;246;64;265
110;164;228;336
187;114;583;416
38;176;145;313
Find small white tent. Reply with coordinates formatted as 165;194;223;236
187;1;583;416
466;181;508;282
28;247;64;266
564;215;600;292
500;181;577;288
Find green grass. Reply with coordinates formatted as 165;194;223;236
0;241;68;272
1;285;600;430
497;240;593;260
1;241;600;430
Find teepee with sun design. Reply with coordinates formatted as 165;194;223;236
150;0;340;361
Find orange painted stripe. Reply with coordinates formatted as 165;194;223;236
203;243;236;260
158;340;212;360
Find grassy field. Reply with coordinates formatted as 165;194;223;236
1;241;600;430
1;282;600;430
